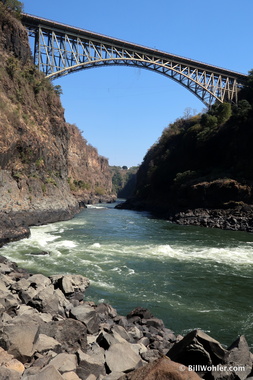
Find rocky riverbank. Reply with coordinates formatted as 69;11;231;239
116;199;253;233
0;188;115;249
169;205;253;232
0;255;252;380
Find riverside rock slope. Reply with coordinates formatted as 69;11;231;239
0;255;252;380
0;5;115;246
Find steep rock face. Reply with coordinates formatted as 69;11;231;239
67;124;113;202
0;6;31;63
0;5;114;245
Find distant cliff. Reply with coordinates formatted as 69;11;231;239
111;166;138;199
120;78;253;231
0;4;115;245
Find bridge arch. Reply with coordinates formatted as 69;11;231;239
47;58;223;107
22;13;247;108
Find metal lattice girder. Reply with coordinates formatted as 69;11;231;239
22;13;247;107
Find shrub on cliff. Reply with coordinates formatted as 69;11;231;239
0;0;23;14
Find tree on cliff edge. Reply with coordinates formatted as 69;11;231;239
0;0;23;13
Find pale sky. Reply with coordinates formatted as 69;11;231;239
23;0;253;167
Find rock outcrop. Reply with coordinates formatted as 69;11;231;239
116;199;253;233
0;256;252;380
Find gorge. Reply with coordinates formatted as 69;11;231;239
0;2;253;379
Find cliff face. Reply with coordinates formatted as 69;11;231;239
121;94;253;231
67;124;113;203
0;5;115;245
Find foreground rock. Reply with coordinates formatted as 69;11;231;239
119;356;201;380
166;330;253;380
0;256;252;379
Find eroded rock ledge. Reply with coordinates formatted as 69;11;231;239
0;256;252;380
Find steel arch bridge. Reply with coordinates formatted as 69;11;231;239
22;14;247;107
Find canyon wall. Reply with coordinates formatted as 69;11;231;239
0;5;115;245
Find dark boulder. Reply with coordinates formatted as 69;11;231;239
76;349;106;379
38;319;87;353
167;330;227;366
222;336;252;380
70;304;100;334
127;307;154;320
29;251;50;256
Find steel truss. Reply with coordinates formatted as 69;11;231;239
22;14;247;107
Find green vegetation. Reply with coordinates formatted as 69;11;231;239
5;54;61;100
68;178;92;192
6;57;18;78
35;158;44;169
45;176;57;186
134;71;253;209
41;184;46;194
111;166;138;198
53;85;63;96
0;0;23;14
12;171;23;180
95;186;105;196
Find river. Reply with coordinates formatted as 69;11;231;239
1;200;253;348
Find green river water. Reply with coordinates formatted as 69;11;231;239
1;200;253;348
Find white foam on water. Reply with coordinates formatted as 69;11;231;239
9;229;250;272
151;244;175;257
199;310;214;313
90;280;115;289
31;231;60;245
183;246;253;266
86;205;106;209
53;240;78;249
111;267;121;273
156;244;175;253
90;243;101;249
76;258;92;264
110;266;135;276
0;221;81;269
91;264;104;272
130;243;253;267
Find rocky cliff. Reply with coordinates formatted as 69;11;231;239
0;5;115;246
119;88;253;231
67;124;113;204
